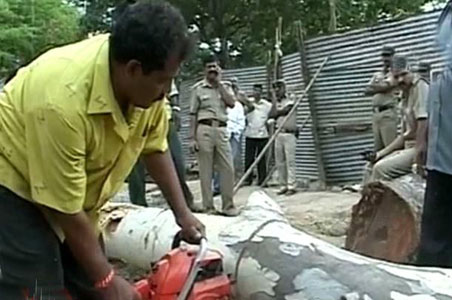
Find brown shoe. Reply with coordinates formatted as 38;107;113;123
220;207;240;217
276;188;288;195
285;189;297;196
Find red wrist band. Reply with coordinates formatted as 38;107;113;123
95;269;115;289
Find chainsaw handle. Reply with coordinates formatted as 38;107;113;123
171;231;204;249
171;231;184;249
177;238;209;300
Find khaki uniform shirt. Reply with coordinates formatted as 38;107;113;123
402;75;429;148
245;98;272;138
369;70;398;107
190;80;234;123
276;94;297;131
164;81;178;120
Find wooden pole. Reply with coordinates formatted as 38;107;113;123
233;57;329;195
297;21;327;188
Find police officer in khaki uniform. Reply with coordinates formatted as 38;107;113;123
367;56;429;182
365;46;399;152
189;56;239;216
416;62;431;83
271;79;298;195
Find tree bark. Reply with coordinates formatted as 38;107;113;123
100;189;452;300
346;174;426;263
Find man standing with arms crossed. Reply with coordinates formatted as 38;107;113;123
0;2;203;299
190;56;239;216
271;79;298;196
364;46;399;152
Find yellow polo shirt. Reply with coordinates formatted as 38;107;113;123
0;34;168;238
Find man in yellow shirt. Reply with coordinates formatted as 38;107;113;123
0;2;203;300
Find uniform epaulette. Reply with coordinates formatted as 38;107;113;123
191;80;204;89
221;81;233;87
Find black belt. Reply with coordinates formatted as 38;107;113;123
198;119;227;127
373;105;394;113
280;128;298;134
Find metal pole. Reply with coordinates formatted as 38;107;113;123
233;56;329;195
297;21;327;187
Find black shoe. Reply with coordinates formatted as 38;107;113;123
276;188;288;195
286;189;297;196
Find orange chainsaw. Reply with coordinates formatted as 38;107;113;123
134;232;232;300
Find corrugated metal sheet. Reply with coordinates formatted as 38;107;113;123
179;10;445;185
305;10;444;184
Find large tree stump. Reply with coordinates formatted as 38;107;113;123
346;174;426;263
100;190;452;300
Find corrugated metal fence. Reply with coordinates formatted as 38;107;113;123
179;10;444;185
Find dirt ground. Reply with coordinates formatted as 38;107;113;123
191;180;361;247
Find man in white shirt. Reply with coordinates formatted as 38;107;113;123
243;84;272;186
213;78;246;195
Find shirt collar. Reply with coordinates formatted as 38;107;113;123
202;79;213;88
86;35;131;142
87;35;118;116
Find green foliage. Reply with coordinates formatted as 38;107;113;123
0;0;81;76
70;0;447;76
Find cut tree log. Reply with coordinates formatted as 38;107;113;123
100;190;452;300
346;174;426;264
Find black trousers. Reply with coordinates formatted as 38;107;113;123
417;170;452;267
129;121;194;208
244;138;268;185
0;186;100;300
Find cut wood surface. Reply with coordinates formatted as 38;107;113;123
346;174;426;263
100;190;452;300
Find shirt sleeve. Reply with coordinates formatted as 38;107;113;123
189;86;199;114
368;73;378;85
169;80;179;98
238;102;246;132
415;80;429;120
142;101;169;154
25;103;87;214
383;72;396;86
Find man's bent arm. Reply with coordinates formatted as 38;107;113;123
378;135;405;159
190;115;197;140
52;210;112;282
219;83;235;108
415;119;428;165
365;83;394;95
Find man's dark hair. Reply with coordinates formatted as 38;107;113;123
110;1;193;74
253;84;263;90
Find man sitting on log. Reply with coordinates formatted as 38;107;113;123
364;56;429;183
